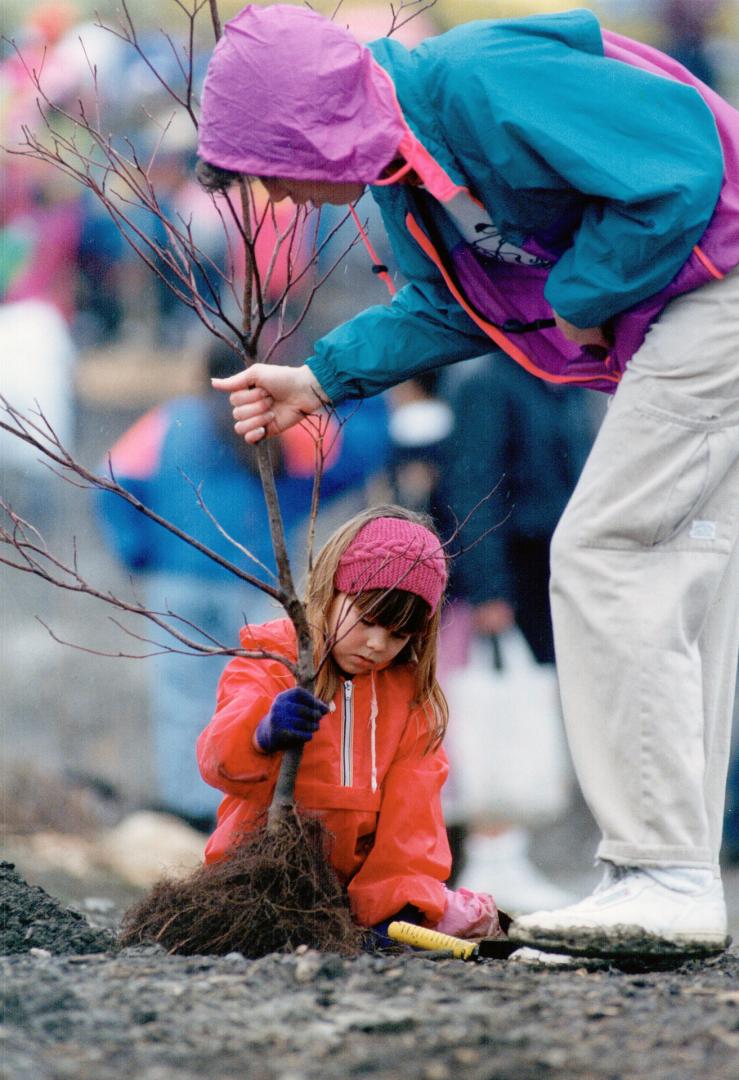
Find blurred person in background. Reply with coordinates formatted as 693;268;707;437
436;355;596;914
0;6;83;530
0;298;78;531
1;4;132;330
659;0;721;89
386;372;453;517
0;145;83;328
74;189;127;346
95;341;390;832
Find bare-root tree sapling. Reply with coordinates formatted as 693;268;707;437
2;0;353;816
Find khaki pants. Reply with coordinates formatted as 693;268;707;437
551;269;739;873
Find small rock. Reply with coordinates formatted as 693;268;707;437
81;897;116;914
132;1008;158;1025
423;1064;450;1080
384;966;405;980
96;811;205;888
29;947;51;959
538;1050;569;1069
317;955;345;980
453;1048;479;1065
294;953;322;983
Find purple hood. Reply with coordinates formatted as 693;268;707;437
197;4;405;182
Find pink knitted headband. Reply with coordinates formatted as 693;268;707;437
335;517;447;614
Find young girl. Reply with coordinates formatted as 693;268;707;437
196;505;502;942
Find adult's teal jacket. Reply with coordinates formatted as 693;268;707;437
306;10;729;400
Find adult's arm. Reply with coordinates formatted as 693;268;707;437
307;279;493;402
213;281;493;441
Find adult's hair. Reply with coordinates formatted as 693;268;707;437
306;504;448;749
195;158;242;193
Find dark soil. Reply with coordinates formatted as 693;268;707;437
2;863;738;1080
0;862;115;957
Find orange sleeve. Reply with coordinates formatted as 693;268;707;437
347;713;451;927
196;653;294;796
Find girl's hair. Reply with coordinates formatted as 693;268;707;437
306;505;448;750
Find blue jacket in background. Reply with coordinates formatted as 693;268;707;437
95;394;390;584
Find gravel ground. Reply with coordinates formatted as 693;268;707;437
3;371;739;1079
2;863;739;1080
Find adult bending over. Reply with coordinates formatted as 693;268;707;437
198;4;739;957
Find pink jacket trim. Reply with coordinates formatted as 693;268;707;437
368;58;466;203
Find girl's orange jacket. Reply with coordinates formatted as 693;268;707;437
197;618;451;927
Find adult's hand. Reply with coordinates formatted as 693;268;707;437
211;363;329;444
553;313;609;349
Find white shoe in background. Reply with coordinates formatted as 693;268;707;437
457;827;578;915
509;863;730;957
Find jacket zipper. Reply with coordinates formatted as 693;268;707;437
341;679;353;787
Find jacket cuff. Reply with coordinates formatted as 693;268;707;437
306;355;348;404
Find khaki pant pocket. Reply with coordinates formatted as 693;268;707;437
567;379;739;553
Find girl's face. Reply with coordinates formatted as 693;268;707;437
261;177;366;207
327;592;411;676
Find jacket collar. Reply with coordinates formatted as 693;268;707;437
367;38;468;203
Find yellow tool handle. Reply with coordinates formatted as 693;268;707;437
387;920;477;959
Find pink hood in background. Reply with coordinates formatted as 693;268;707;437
197;4;406;183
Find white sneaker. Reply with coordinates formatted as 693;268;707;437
509;864;730;957
458;828;578;915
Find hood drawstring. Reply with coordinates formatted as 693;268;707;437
349;205;397;298
369;671;378;793
373;159;413;186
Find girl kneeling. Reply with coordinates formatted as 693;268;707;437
197;506;502;943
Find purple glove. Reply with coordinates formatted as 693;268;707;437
254;687;329;754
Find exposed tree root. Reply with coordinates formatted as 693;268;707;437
118;810;364;958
